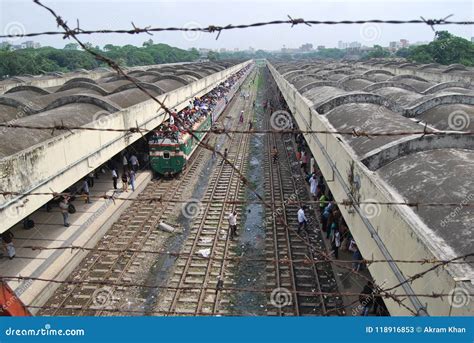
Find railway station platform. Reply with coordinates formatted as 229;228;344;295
0;169;152;314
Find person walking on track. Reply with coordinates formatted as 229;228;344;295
220;148;228;165
297;205;307;234
272;146;278;163
228;211;238;240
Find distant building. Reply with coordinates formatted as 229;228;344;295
22;41;40;49
248;47;255;53
317;45;325;50
338;41;347;49
338;41;361;50
348;42;361;49
234;48;239;52
300;43;313;52
2;40;41;50
389;39;410;51
471;37;474;43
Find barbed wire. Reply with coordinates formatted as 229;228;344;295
1;275;468;300
0;14;472;41
383;252;474;293
1;122;472;138
20;245;474;266
1;190;472;208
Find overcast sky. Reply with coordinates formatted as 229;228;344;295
1;0;473;50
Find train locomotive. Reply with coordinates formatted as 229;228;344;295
149;64;252;176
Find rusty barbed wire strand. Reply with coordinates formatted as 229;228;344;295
20;245;474;265
1;122;472;138
0;15;472;40
1;190;473;208
382;252;474;293
1;275;469;300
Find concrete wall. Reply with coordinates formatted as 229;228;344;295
268;61;473;316
0;61;251;232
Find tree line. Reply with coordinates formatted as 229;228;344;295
0;39;200;78
213;32;473;67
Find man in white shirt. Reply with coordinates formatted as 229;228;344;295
297;206;307;234
228;211;238;240
122;155;128;170
309;174;318;200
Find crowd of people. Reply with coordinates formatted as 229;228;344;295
153;66;251;142
297;139;386;315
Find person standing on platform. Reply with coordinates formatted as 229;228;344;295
228;211;238;240
122;154;128;172
59;196;70;227
121;173;128;192
297;205;307;234
129;170;136;192
112;169;118;190
248;120;253;131
331;226;341;259
82;179;91;204
88;172;95;187
239;110;244;124
129;154;139;172
360;281;375;316
1;230;15;260
309;174;318;200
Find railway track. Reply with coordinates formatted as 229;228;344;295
38;74;251;316
155;70;257;316
39;147;207;316
263;72;343;316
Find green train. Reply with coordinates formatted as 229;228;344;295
149;63;253;176
149;114;212;176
